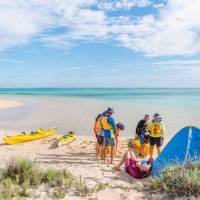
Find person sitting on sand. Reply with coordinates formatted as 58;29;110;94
94;113;104;160
101;107;116;164
115;123;125;153
114;141;153;179
147;113;165;158
135;114;150;157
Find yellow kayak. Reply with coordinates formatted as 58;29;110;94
3;127;57;145
58;133;76;147
133;138;150;155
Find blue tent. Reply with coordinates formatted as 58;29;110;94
152;126;200;176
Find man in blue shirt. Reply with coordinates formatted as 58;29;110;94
101;107;116;164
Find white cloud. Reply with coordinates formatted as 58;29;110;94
0;0;200;57
97;0;151;10
153;3;164;8
0;1;54;50
116;0;200;56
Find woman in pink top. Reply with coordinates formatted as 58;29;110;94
114;140;153;179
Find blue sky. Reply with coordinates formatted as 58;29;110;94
0;0;200;87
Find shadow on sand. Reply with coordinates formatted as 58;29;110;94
36;152;96;165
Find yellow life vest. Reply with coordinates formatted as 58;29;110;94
101;116;112;130
96;117;103;130
149;122;162;138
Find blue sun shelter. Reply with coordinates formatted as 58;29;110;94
152;126;200;177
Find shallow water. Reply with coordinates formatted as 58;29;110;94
0;94;199;136
0;88;200;110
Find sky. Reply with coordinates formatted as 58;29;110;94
0;0;200;88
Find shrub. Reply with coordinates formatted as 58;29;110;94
94;183;108;192
149;162;200;198
2;158;42;186
0;159;76;198
42;168;74;187
0;158;108;199
74;176;91;197
52;188;66;199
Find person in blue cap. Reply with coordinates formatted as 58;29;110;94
101;107;116;164
147;113;165;158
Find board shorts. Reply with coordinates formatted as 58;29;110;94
138;135;146;145
103;138;115;147
96;135;104;145
97;129;104;136
150;136;162;147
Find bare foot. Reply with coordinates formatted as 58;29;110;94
113;166;121;171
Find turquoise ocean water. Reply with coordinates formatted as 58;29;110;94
0;88;199;134
0;88;200;109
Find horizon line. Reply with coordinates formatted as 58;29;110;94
0;87;200;89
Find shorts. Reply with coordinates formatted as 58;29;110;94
138;135;146;145
103;138;115;147
96;135;104;145
97;129;104;136
150;137;162;147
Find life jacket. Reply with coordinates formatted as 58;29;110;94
94;115;103;136
148;122;162;138
101;115;112;130
101;115;115;138
96;116;103;130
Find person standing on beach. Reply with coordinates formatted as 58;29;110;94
148;113;165;158
135;114;150;157
115;123;125;154
93;113;104;160
101;107;116;164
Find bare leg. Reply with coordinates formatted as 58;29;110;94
99;145;103;160
103;146;107;163
140;144;146;156
96;141;100;159
114;151;128;170
110;146;114;164
157;146;162;155
116;140;118;153
150;145;154;158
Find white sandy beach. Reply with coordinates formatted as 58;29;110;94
0;99;22;110
0;132;148;200
0;97;199;199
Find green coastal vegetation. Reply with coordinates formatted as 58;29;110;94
0;158;137;199
0;158;199;199
148;161;200;199
0;158;91;199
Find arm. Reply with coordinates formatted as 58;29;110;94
146;122;151;133
115;128;118;141
135;121;141;135
93;121;98;136
161;122;165;139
